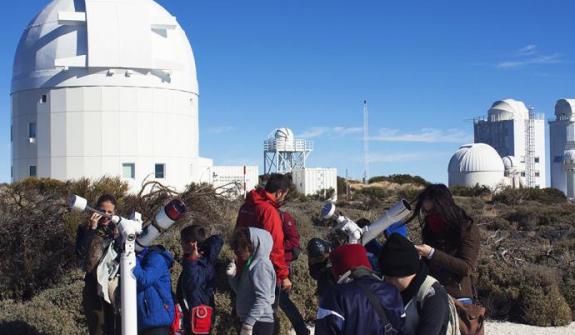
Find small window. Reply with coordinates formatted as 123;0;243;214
40;95;47;104
535;172;540;177
29;122;37;140
155;164;165;179
122;163;135;179
534;157;540;163
521;172;526;177
29;165;37;177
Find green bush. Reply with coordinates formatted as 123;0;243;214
493;187;567;205
368;174;429;186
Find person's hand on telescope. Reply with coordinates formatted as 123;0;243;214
89;213;102;230
415;244;434;259
281;277;292;292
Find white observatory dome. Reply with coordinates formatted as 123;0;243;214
488;99;529;122
448;143;504;189
274;128;295;143
555;99;575;121
11;0;212;191
12;0;198;93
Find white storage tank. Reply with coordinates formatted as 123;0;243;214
11;0;212;191
448;143;505;190
292;168;337;200
211;166;259;199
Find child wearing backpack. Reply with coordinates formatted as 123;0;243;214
176;225;223;335
379;233;455;335
227;227;276;335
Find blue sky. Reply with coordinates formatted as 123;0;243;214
1;0;574;183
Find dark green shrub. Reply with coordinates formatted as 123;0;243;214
368;174;429;186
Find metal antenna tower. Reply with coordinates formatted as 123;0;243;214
363;100;369;184
525;107;536;187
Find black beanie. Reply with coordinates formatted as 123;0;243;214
379;233;420;277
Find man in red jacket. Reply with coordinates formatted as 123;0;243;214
236;173;292;291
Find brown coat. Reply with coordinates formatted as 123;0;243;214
423;222;480;299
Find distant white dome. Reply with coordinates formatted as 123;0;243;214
555;99;575;121
12;0;198;94
488;99;529;122
274;128;295;142
448;143;504;189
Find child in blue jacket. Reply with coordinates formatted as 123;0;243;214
176;225;223;334
134;245;175;335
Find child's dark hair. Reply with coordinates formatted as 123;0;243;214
180;225;207;244
231;227;254;253
264;173;291;193
96;194;117;208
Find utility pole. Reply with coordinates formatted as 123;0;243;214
363;100;369;184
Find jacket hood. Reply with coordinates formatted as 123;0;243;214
248;227;273;262
142;245;174;268
246;188;279;208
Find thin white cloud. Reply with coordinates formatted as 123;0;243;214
497;45;563;69
297;127;362;139
371;128;472;143
206;126;235;134
517;44;538;56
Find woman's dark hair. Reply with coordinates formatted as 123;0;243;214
96;194;117;208
408;184;472;231
180;225;207;244
231;227;254;253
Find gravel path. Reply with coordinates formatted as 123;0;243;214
293;321;575;335
485;321;575;335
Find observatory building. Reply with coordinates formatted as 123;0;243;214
264;128;337;199
448;143;505;189
10;0;219;191
549;99;575;196
473;99;546;188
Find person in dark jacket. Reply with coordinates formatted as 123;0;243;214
134;245;175;335
315;244;405;335
306;238;335;298
236;174;291;291
75;194;119;335
380;233;450;335
407;184;480;299
277;210;309;335
356;218;408;274
176;225;223;334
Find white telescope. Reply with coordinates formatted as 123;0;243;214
69;195;186;335
321;199;412;245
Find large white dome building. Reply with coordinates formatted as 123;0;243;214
11;0;213;190
474;98;546;188
448;143;505;189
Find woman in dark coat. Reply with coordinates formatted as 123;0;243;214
407;184;480;299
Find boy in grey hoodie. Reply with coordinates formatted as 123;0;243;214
227;227;276;335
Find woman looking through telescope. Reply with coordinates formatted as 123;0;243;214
75;194;120;335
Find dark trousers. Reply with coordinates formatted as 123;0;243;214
139;327;170;335
83;274;119;335
253;321;275;335
277;288;309;335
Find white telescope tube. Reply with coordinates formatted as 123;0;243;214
360;199;411;245
135;199;186;252
119;217;141;335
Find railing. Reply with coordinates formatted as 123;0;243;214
264;139;313;152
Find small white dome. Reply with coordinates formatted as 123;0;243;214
555;99;575;121
274;128;295;142
488;99;530;121
448;143;504;173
